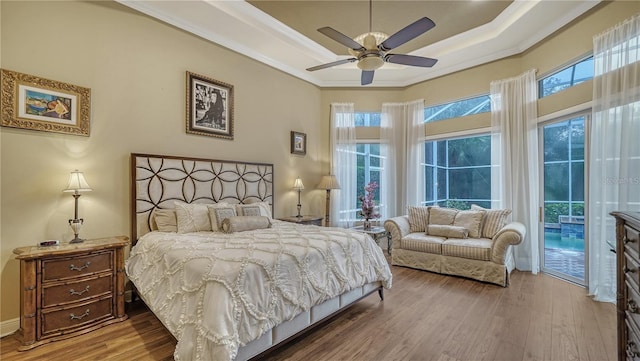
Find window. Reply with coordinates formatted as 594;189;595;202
354;112;381;127
423;134;491;209
539;56;594;98
356;143;384;217
424;94;491;123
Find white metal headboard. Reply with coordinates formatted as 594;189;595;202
130;153;274;243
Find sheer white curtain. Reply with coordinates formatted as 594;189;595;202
381;99;425;217
330;103;357;227
589;14;640;302
490;69;540;273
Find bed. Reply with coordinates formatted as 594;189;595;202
126;153;393;361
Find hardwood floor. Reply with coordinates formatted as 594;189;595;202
1;267;616;361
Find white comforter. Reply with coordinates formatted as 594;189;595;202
126;221;392;361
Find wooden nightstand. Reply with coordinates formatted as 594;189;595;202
12;236;129;351
277;215;323;226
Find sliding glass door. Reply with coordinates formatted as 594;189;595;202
539;114;587;285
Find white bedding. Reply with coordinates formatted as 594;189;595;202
125;220;392;361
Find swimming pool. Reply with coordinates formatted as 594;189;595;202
544;230;584;252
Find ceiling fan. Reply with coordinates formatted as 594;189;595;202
306;0;438;85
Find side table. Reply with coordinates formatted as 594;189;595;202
351;225;392;254
277;215;323;226
12;236;129;350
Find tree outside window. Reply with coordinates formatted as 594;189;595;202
424;134;492;209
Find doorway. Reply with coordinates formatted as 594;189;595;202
539;114;587;285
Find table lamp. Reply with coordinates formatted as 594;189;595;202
63;170;92;243
293;177;305;218
318;175;340;226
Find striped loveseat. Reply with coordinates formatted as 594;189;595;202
384;205;525;287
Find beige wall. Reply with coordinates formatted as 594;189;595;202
0;0;324;323
1;0;639;326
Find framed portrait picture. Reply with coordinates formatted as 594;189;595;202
291;131;307;155
186;71;234;140
1;69;90;136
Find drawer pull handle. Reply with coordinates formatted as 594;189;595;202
625;266;637;274
625;237;637;244
69;261;91;272
69;309;90;321
69;285;90;296
629;300;639;313
627;341;640;358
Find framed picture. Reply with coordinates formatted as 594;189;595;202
291;131;307;155
1;69;90;136
186;71;234;140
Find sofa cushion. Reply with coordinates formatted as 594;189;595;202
442;238;493;261
401;233;445;254
408;206;432;232
426;225;468;239
452;210;485;238
428;207;458;226
471;204;512;239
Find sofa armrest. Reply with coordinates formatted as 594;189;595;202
490;221;526;264
384;216;410;251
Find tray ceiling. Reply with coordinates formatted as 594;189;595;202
116;0;601;87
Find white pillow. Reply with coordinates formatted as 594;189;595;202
153;208;177;233
236;202;272;219
174;201;212;233
207;203;238;231
452;210;485;238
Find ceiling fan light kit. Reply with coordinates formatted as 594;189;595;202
307;0;438;85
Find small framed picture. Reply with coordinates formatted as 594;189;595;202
291;131;307;155
186;71;234;140
1;69;90;136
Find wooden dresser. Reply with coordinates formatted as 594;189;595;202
12;236;129;350
612;211;640;361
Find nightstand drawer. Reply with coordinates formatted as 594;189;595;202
42;251;113;282
42;273;113;308
40;296;113;337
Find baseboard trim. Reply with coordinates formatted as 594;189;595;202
1;317;20;338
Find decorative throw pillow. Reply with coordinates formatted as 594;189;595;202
154;208;177;232
207;203;237;231
236;202;273;219
174;201;212;233
452;210;485;238
236;205;262;217
428;207;458;226
426;224;469;238
221;216;272;233
408;206;432;232
471;204;512;239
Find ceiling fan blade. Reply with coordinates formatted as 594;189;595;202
318;27;365;51
385;54;438;67
361;70;375;85
306;58;357;72
379;17;435;52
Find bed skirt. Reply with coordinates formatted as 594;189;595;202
237;281;383;360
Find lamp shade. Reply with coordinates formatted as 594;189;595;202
63;170;92;193
318;175;340;190
292;177;305;190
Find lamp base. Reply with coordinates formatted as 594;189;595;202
69;235;85;244
69;218;84;244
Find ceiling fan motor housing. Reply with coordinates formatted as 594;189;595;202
357;53;385;71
